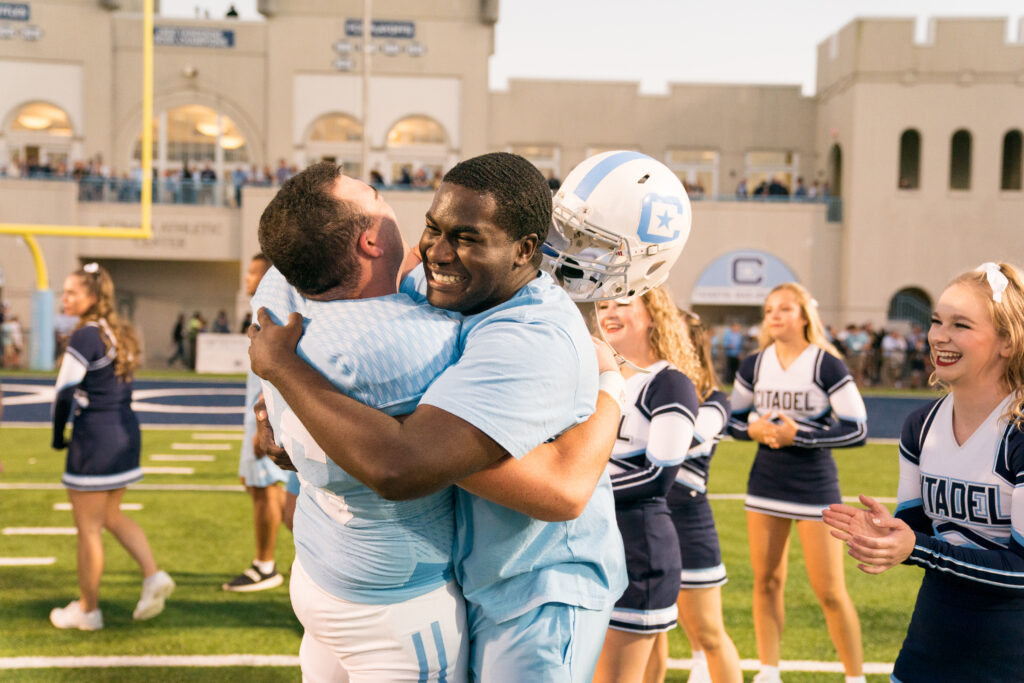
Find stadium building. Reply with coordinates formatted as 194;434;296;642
0;0;1021;365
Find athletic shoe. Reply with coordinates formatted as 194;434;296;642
133;570;175;620
752;670;783;683
221;563;283;592
687;658;712;683
50;600;103;631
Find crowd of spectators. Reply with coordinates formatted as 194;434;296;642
710;320;931;390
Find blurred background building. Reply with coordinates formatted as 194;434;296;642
0;0;1021;364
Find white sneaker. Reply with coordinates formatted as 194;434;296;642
133;570;175;621
687;658;712;683
50;600;103;631
752;670;783;683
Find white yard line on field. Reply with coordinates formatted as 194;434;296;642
0;655;894;673
150;454;216;462
0;557;56;566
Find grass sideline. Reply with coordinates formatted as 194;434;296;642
0;427;918;681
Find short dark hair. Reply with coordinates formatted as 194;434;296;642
258;162;372;296
442;152;551;245
252;252;270;266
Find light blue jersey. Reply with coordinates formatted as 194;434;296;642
238;370;290;488
404;265;628;624
253;266;461;604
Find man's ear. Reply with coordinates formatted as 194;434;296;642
358;225;385;259
514;234;539;266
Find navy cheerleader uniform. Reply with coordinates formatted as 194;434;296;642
52;320;142;491
890;395;1024;683
667;390;730;589
607;361;699;633
728;344;867;519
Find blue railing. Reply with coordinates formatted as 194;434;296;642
0;172;843;219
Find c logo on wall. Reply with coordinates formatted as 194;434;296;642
691;250;798;305
637;193;686;244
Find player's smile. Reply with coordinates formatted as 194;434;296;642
420;182;536;315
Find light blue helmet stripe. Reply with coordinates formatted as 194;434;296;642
573;151;651;201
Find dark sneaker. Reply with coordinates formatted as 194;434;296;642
221;564;283;592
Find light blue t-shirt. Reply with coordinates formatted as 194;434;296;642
253;266;462;604
404;265;628;623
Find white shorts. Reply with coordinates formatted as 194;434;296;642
290;557;468;683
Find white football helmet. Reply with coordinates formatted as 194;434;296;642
542;151;692;301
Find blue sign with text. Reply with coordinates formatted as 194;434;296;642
344;19;415;39
0;3;29;21
154;26;235;49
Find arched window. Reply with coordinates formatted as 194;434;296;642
304;113;363;177
1001;129;1022;191
898;129;920;189
133;105;249;165
829;144;842;198
385;115;448;186
309;113;363;143
888;287;931;328
5;101;74;172
949;129;971;190
386;115;447;147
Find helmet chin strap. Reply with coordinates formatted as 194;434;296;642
578;301;652;375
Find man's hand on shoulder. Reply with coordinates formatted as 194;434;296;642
247;308;304;383
253;396;296;471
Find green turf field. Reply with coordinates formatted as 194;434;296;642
0;427;918;681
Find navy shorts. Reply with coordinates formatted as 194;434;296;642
609;503;680;634
666;486;727;589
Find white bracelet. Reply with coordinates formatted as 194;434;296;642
598;371;626;412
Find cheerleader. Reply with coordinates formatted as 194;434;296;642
593;288;701;683
49;263;174;630
824;262;1024;682
645;310;742;683
728;283;867;683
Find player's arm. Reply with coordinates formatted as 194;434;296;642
248;309;513;500
51;330;92;449
456;393;619;522
789;359;868;449
456;357;623;522
726;356;757;441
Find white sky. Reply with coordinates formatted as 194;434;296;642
161;1;1023;95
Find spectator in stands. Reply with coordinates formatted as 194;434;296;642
735;177;748;198
881;328;907;387
232;166;248;207
200;164;217;205
721;322;744;383
808;180;821;199
1;313;23;368
794;177;808;198
168;313;187;367
767;176;789;196
187;311;205;370
369;169;385;186
275;159;290;185
212;310;231;334
843;323;870;387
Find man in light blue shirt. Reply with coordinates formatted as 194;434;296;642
250;153;626;681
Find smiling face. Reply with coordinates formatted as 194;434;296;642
596;297;652;352
419;182;537;315
928;282;1010;391
62;274;97;317
762;289;807;344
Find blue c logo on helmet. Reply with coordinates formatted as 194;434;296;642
637;193;685;243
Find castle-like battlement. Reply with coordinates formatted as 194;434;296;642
816;17;1024;95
